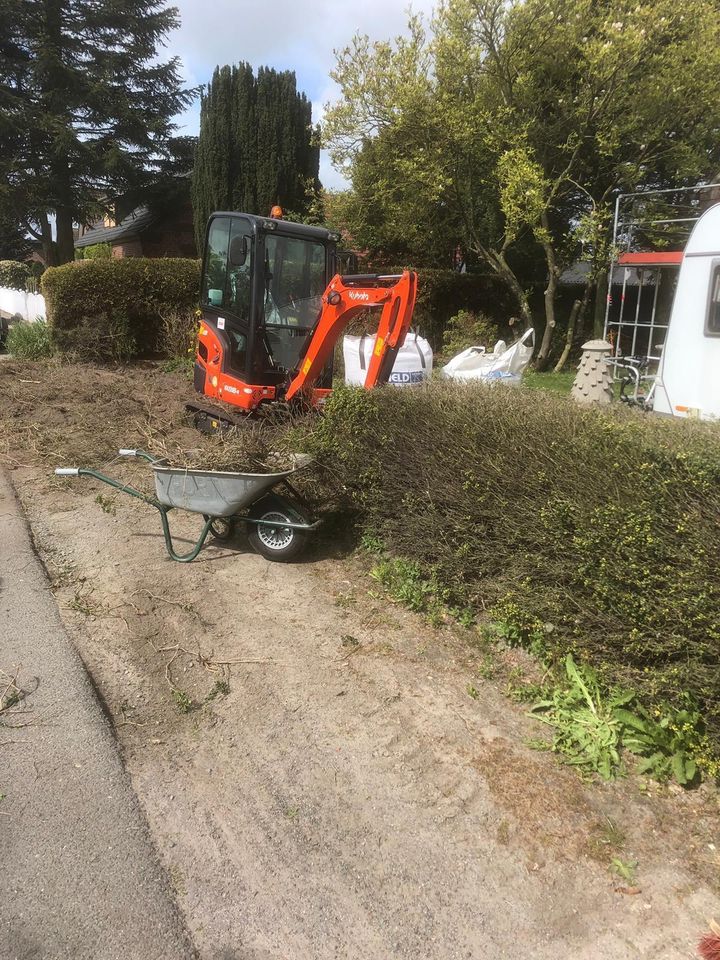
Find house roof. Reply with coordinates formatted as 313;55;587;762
74;206;157;248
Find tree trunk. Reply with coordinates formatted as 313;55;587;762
38;213;58;267
535;213;559;371
553;299;581;373
55;207;76;264
473;243;533;330
554;276;594;372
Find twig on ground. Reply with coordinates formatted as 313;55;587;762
148;638;284;691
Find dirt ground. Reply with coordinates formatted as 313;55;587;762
2;359;719;960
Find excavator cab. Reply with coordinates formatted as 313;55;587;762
192;211;417;422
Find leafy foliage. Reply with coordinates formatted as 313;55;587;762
191;63;320;247
42;258;200;361
0;260;31;290
300;383;720;765
6;320;53;359
77;243;112;261
325;0;720;358
530;656;705;784
0;0;193;264
441;310;502;360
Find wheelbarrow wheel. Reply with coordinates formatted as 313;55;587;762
247;496;308;562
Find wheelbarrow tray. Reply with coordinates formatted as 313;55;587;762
152;464;301;518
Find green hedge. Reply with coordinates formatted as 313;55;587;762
42;258;201;361
303;383;720;764
385;267;514;349
77;242;112;260
0;260;32;290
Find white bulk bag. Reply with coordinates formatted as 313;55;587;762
343;332;433;387
441;328;535;384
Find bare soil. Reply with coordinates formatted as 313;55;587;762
2;359;718;960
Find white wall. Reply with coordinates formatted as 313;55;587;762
0;286;46;322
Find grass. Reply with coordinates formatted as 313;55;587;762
523;368;576;394
7;320;54;359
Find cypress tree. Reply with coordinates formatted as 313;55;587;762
192;64;320;246
0;0;193;265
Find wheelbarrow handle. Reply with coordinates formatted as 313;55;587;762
55;468;80;476
118;448;163;464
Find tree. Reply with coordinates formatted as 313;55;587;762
0;0;193;265
325;1;720;363
191;64;320;248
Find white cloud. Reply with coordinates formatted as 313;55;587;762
169;0;436;187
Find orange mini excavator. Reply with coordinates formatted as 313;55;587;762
189;211;417;427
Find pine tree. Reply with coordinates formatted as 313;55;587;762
191;64;320;248
0;0;193;265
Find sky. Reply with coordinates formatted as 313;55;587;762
168;0;436;191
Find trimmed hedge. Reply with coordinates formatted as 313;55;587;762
78;242;112;260
387;267;514;349
303;383;720;761
42;258;201;361
0;260;32;291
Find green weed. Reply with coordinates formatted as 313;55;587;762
360;532;385;555
530;655;704;785
67;590;99;617
477;654;496;681
610;857;638;884
7;320;54;359
172;690;195;714
95;493;116;516
206;679;230;701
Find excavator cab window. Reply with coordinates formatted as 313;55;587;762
198;212;341;396
263;235;327;371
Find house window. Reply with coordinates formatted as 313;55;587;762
706;263;720;337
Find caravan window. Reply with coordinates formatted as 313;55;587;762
706;263;720;336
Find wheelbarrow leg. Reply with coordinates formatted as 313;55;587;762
157;510;215;563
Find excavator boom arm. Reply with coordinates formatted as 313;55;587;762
285;271;418;403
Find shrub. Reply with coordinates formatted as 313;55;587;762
301;382;720;761
41;258;201;361
160;308;199;360
441;310;502;360
0;260;31;290
79;242;112;260
385;267;513;349
7;320;54;359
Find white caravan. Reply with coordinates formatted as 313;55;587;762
654;203;720;419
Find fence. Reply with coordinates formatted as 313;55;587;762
0;286;46;322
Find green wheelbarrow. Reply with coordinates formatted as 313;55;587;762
55;449;320;562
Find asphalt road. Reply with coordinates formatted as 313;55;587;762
0;469;196;960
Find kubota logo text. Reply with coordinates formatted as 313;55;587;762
348;291;370;301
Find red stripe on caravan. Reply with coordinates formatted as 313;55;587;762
617;251;683;266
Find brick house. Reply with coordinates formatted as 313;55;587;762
74;200;197;259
